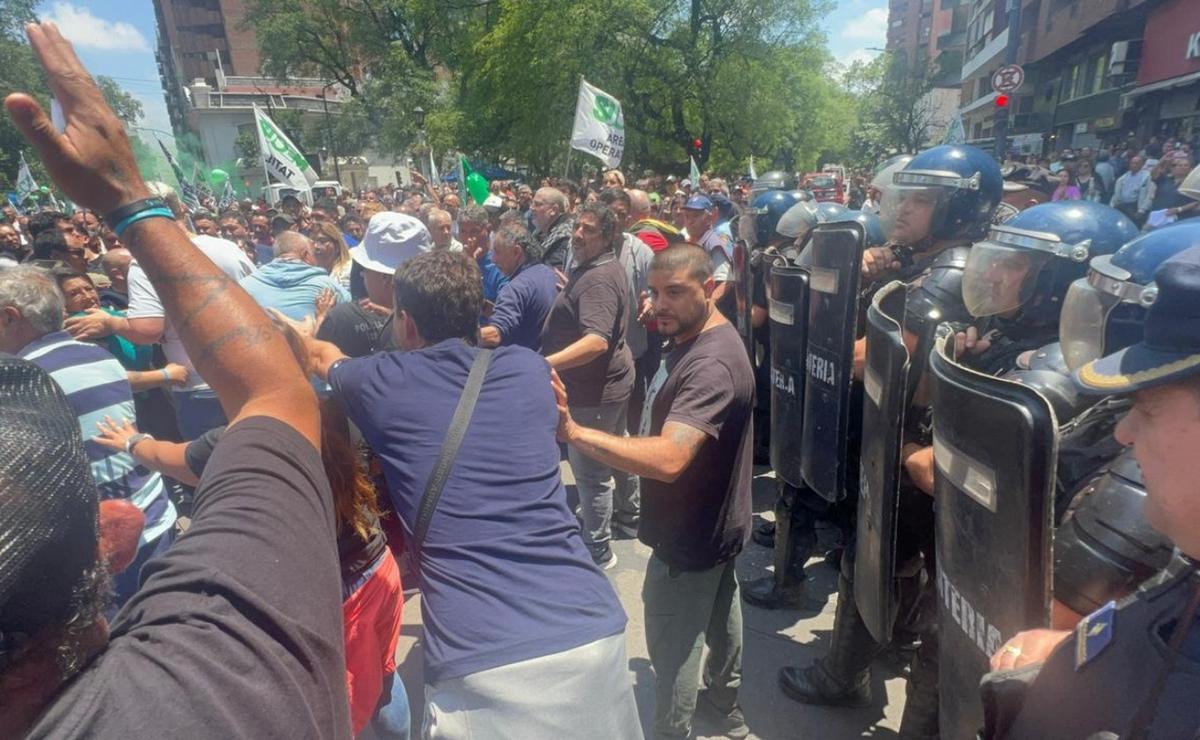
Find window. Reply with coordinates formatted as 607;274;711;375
1072;62;1087;99
1018;96;1034;113
1091;54;1107;95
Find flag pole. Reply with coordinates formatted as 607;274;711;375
254;106;272;201
564;74;585;181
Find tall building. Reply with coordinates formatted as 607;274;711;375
152;0;363;190
153;0;262;134
886;0;967;145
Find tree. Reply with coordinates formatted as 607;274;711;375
0;0;44;192
843;53;941;168
97;75;144;125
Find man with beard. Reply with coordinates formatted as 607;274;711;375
555;243;755;739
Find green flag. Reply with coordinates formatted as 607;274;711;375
460;156;489;206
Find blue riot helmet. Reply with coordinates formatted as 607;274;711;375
880;145;1003;246
747;189;798;246
1060;219;1200;371
837;210;886;247
962;201;1139;322
788;189;814;203
813;201;849;222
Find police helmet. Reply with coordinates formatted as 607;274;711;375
788;189;814;203
1060;219;1200;370
880;145;1003;245
963;201;1138;323
813;202;850;222
746;189;797;247
871;154;913;191
753;170;796;194
837;210;886;247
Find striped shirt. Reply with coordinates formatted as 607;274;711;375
20;331;176;546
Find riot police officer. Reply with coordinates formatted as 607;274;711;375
981;242;1200;740
741;193;861;610
1048;220;1200;628
778;145;1003;738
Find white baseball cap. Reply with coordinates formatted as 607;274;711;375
350;212;432;274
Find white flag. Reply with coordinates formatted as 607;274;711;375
16;152;37;206
569;78;625;169
429;148;440;186
749;155;757;180
254;106;318;190
690;156;701;185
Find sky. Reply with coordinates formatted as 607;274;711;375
35;0;888;143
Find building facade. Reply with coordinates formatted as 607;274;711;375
886;0;968;145
1124;0;1200;146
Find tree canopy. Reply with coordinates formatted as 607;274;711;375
244;0;859;176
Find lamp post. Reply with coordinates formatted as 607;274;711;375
413;106;428;182
320;83;342;183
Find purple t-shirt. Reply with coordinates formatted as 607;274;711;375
328;339;626;682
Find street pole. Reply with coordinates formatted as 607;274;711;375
993;0;1022;160
321;87;342;184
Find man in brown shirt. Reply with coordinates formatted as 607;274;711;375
553;244;755;739
541;202;637;569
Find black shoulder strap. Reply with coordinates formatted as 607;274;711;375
412;347;493;551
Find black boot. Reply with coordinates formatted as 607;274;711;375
741;575;804;609
778;557;879;708
752;520;775;548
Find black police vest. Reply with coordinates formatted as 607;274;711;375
1002;558;1200;739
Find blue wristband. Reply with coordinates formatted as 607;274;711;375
114;207;175;237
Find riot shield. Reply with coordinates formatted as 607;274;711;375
929;329;1055;740
768;264;809;488
853;280;911;645
799;221;866;502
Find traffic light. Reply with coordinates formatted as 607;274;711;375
692;138;703;153
994;94;1010;108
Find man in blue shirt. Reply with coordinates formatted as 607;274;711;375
292;249;641;739
480;222;558;350
459;203;509;303
239;231;349;321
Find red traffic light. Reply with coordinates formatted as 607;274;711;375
692;138;702;150
994;94;1009;108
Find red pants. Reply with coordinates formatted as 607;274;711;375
343;550;404;734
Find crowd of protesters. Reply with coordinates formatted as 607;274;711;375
0;22;761;740
9;19;1200;740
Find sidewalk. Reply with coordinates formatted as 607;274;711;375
383;465;907;739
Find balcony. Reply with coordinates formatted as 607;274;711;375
938;29;966;50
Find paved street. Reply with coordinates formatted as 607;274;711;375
385;465;908;739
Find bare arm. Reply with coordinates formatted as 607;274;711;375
64;309;163;345
553;370;706;482
545;333;608;370
126;362;187;392
5;23;319;447
93;416;199;486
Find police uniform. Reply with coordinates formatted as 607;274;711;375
982;242;1200;739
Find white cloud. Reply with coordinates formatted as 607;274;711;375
839;7;889;43
41;2;150;52
841;47;882;68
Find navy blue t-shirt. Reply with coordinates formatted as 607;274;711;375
328;339;626;682
486;262;559;351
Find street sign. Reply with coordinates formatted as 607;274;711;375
992;64;1025;94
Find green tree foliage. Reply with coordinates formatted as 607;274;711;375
96;75;144;125
244;0;854;177
844;53;940;168
0;0;44;191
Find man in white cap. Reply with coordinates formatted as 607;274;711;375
316;211;432;357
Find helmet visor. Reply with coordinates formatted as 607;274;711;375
776;201;819;240
1059;277;1118;371
962;242;1053;317
878;184;948;247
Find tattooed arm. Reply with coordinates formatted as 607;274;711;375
551;371;708;482
4;23;318;448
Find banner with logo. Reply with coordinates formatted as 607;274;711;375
15;152;37;206
156;138;201;211
254;106;318;191
569;78;625;169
